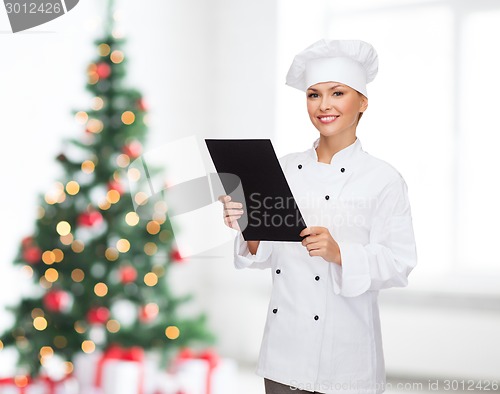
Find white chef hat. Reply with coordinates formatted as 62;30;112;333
285;39;378;97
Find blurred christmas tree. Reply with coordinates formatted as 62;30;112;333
0;0;213;377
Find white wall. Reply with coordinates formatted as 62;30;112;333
1;0;499;383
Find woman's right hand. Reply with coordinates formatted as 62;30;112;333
219;195;260;255
218;195;244;231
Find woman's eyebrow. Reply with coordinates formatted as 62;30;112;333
307;84;344;92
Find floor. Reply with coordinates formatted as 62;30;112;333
236;368;499;394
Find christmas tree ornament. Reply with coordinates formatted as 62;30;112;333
22;245;42;264
96;62;111;79
107;180;124;195
43;290;73;313
119;266;137;284
77;211;103;227
122;140;142;159
87;307;110;325
136;97;147;111
139;303;159;323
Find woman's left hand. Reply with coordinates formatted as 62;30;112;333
300;226;342;265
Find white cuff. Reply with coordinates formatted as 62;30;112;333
332;242;371;297
233;232;272;269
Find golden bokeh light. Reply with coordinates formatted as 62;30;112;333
33;317;48;331
87;118;104;134
165;326;180;340
44;268;59;283
127;167;141;182
39;276;52;289
14;375;28;388
116;154;130;168
60;233;74;245
66;181;80;195
81;160;96;174
52;248;64;263
31;308;44;319
98;43;111;57
125;212;140;226
106;189;121;204
39;346;54;359
0;340;4;351
71;240;85;253
146;221;161;235
42;251;56;265
65;362;74;374
81;340;95;354
54;335;67;349
94;282;108;297
56;221;71;236
144;242;158;256
152;265;165;277
74;321;86;334
152;212;166;224
116;239;130;253
110;50;124;64
144;272;158;287
91;96;104;111
21;265;33;278
37;206;46;219
98;199;112;210
75;111;89;124
88;72;99;85
105;247;119;261
134;192;148;206
121;111;135;125
154;200;168;213
71;269;85;283
106;319;121;333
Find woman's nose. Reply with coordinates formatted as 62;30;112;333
320;98;332;111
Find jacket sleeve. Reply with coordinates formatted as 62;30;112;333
331;176;417;297
233;232;273;269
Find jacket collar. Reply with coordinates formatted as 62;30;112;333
309;137;363;165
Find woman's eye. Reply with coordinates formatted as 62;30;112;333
307;93;319;98
333;91;344;97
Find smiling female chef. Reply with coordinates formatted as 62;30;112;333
220;39;417;394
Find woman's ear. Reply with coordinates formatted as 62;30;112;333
359;94;368;113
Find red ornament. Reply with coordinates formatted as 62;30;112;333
139;303;159;323
22;236;34;247
136;98;147;111
23;246;42;264
170;248;184;263
122;141;142;159
96;62;111;79
108;180;124;195
44;290;72;313
78;211;103;227
119;266;137;284
87;306;110;325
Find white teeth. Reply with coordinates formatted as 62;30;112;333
320;116;337;122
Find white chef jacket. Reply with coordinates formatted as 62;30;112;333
233;138;417;394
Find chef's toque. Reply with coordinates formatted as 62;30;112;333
285;39;378;97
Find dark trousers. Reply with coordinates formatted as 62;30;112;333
264;378;325;394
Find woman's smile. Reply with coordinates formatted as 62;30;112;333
317;115;339;124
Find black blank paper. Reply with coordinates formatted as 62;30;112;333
205;139;306;242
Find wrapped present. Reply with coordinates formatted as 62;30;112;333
0;375;78;394
0;377;35;394
74;345;146;394
170;349;236;394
